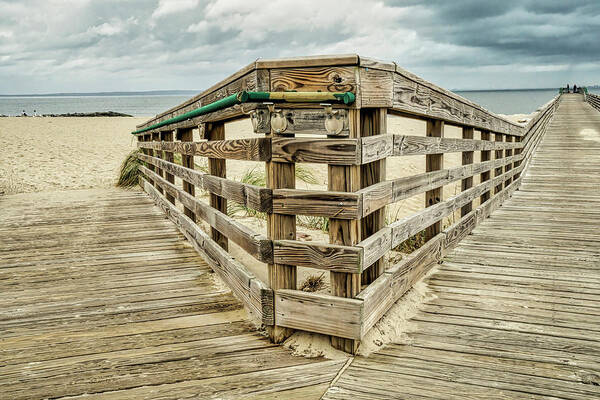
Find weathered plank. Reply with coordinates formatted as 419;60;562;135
179;128;196;221
271;137;360;164
206;122;228;251
425;119;444;241
393;134;522;156
274;289;363;339
461;127;474;216
138;153;272;212
273;240;363;273
140;166;272;263
272;189;361;219
252;108;351;137
137;138;271;161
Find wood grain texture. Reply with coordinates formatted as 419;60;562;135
138;153;272;213
274;289;363;339
460;127;474;216
138;138;271;161
425;119;444;241
272;188;361;219
179;128;196;221
160;130;176;204
393;134;521;156
151;132;164;195
328;109;362;354
270;66;356;93
273;240;363;273
479;130;492;204
140;166;272;263
206;122;228;251
267;139;297;343
271;137;360;164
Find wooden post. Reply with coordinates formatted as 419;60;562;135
514;136;523;179
361;108;387;285
205;122;228;250
143;133;154;186
494;133;504;194
266;131;296;343
480;130;491;204
329;109;361;354
505;135;513;186
460;127;474;217
179;128;196;221
151;131;164;195
425;119;444;241
161;130;175;205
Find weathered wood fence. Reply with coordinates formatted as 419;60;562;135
133;55;559;353
585;91;600;111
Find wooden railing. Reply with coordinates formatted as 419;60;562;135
133;55;560;353
586;92;600;111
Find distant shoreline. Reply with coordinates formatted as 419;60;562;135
0;90;201;98
1;111;133;117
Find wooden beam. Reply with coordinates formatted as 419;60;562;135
393;134;521;156
137;138;271;161
161;130;175;204
151;132;164;195
179;128;195;221
494;133;504;194
271;189;361;219
140;165;272;263
205;122;228;251
274;289;363;340
329;109;362;354
425;119;444;241
273;240;363;273
360;108;387;285
505;135;514;186
271;137;360;164
138;153;272;213
480;130;491;204
266;130;297;342
461;127;474;217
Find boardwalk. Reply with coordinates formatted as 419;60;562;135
323;94;600;399
1;94;599;399
0;189;344;399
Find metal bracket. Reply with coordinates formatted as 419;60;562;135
266;102;288;133
321;103;344;135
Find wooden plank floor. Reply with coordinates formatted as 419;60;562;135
0;189;345;399
324;94;600;399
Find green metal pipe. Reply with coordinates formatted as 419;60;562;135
131;91;355;135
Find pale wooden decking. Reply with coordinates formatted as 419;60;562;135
323;94;600;399
0;189;344;399
2;94;600;399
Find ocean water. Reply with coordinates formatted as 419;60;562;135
1;89;598;117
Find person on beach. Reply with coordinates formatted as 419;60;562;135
21;110;27;116
566;84;570;93
574;85;578;93
33;110;38;117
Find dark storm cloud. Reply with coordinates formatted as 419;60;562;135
1;0;599;93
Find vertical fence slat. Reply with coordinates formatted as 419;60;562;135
505;135;514;186
480;130;491;204
206;122;228;250
152;132;164;195
267;130;297;343
361;108;387;285
494;133;504;194
143;134;154;186
425;119;444;241
460;127;475;217
329;109;361;354
179;128;196;221
514;136;523;180
161;130;176;205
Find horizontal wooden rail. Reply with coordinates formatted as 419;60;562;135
586;93;600;112
138;138;271;161
138;153;272;212
140;166;273;263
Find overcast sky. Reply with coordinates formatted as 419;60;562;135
1;0;599;94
